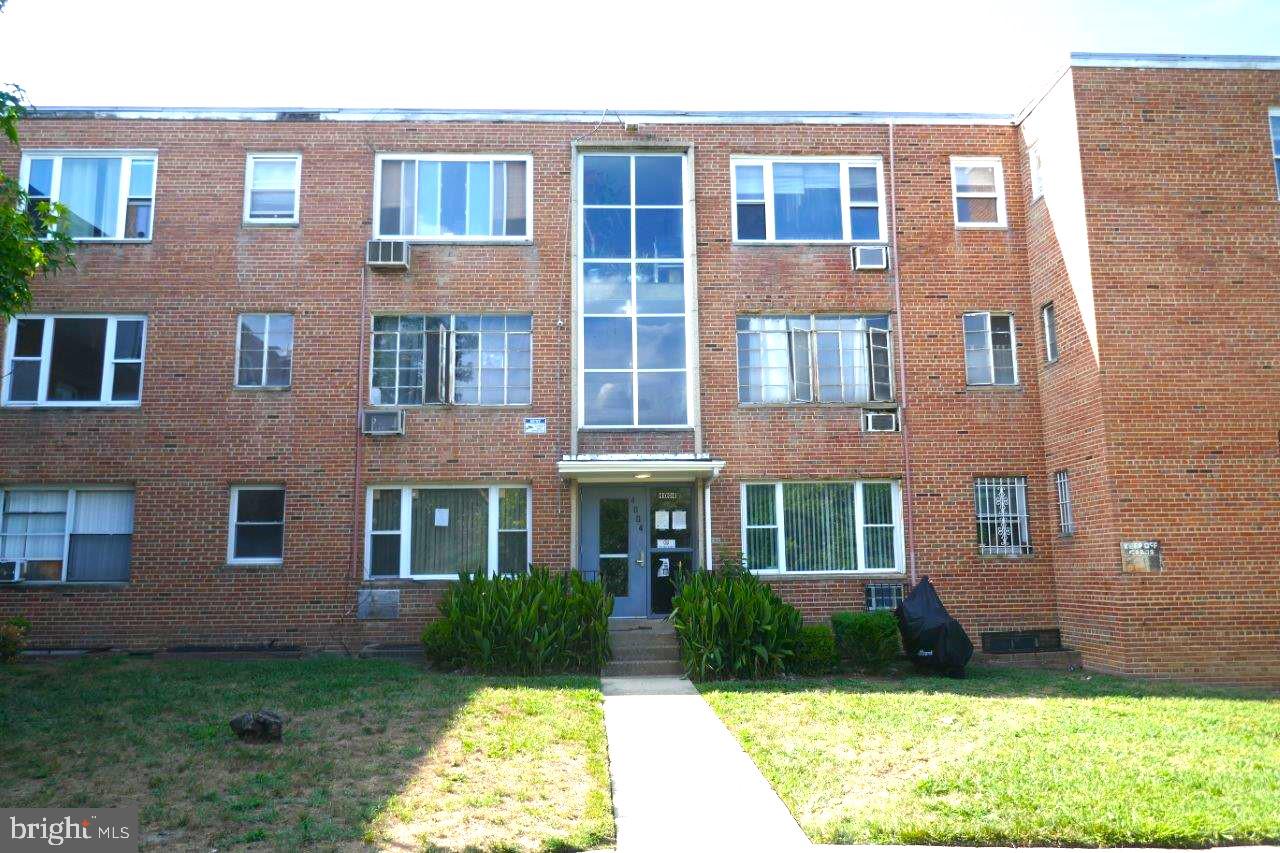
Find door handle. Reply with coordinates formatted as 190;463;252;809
635;556;645;566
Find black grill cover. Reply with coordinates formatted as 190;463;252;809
894;576;973;678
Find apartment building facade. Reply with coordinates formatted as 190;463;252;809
1;53;1276;685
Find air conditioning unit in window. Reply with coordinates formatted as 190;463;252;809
366;239;409;269
361;409;405;436
862;409;899;433
851;244;889;271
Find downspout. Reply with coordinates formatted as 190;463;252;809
888;121;919;586
351;263;369;582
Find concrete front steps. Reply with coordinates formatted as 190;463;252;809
604;618;684;677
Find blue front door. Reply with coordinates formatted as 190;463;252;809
580;486;648;617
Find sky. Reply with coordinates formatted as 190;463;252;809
1;0;1279;115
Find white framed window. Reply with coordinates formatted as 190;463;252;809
731;156;886;243
1028;144;1044;201
364;485;531;579
741;481;904;574
1041;303;1059;364
963;311;1018;386
228;486;285;565
1270;113;1280;199
20;151;156;240
243;154;301;224
236;313;294;388
374;154;531;241
370;314;531;407
0;486;134;583
737;314;893;405
1055;470;1075;536
951;156;1007;228
3;315;146;407
974;477;1031;556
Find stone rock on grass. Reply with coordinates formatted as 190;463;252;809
230;709;284;742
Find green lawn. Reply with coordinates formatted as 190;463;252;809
0;656;613;851
702;667;1280;847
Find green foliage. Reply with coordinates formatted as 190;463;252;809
669;556;802;680
1;615;31;663
435;567;612;675
0;84;76;321
831;610;901;672
792;624;839;675
420;618;460;670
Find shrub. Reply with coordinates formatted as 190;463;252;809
1;616;31;663
420;618;460;670
791;624;839;675
435;567;612;675
669;556;802;681
832;610;901;672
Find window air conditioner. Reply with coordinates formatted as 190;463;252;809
851;244;889;271
862;409;899;433
366;239;409;269
361;409;405;435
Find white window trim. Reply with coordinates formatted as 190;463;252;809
729;155;887;245
963;311;1020;387
951;155;1008;229
576;151;697;430
371;152;534;242
234;313;293;390
1041;303;1059;364
1270;109;1280;201
227;486;285;566
1028;144;1044;202
243;153;301;225
0;484;134;584
19;149;158;242
362;484;532;580
736;314;895;406
739;480;906;576
2;314;148;408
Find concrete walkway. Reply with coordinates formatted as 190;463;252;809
602;675;810;852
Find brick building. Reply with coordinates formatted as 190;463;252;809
2;53;1276;686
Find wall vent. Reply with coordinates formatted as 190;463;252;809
980;629;1062;655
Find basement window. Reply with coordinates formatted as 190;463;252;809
731;156;885;242
0;487;134;583
3;315;146;407
864;582;905;611
737;314;893;404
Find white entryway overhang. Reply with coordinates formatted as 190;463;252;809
558;453;725;483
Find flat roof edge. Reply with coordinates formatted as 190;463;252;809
26;106;1016;126
1071;52;1280;70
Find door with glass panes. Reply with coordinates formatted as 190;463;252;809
580;486;648;617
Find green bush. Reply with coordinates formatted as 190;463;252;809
669;556;802;681
832;610;901;672
434;567;612;675
1;616;31;663
420;618;460;670
791;624;839;675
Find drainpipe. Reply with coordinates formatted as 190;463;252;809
888;121;919;587
351;263;369;582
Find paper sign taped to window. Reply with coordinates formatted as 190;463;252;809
657;557;671;578
434;507;449;527
657;538;676;548
654;511;670;530
672;510;687;531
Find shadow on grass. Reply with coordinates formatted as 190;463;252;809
0;655;611;852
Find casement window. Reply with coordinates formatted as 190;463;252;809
864;582;905;612
737;314;893;405
374;154;531;240
731;156;886;242
742;481;904;574
228;487;285;564
1055;470;1075;536
0;487;134;583
951;156;1007;228
974;477;1031;556
1041;303;1059;364
20;152;156;240
236;314;294;388
1028;144;1044;201
365;485;530;579
1270;114;1280;198
243;154;301;224
963;312;1018;386
370;314;531;406
3;315;146;407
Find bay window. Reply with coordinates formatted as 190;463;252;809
3;315;146;407
375;154;531;240
732;156;885;242
742;481;904;573
1;487;134;582
21;151;156;240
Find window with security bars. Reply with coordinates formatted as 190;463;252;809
864;582;905;611
370;314;531;406
742;481;901;573
974;477;1031;556
737;315;892;404
1055;470;1075;536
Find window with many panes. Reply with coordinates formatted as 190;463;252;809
732;156;885;242
737;315;893;404
243;154;301;224
366;485;529;579
375;155;530;240
580;152;690;427
370;314;531;407
963;312;1018;386
1055;470;1075;536
1041;303;1059;364
1;487;134;583
742;481;902;573
236;314;293;388
21;152;156;240
951;156;1006;228
3;315;146;407
228;487;285;564
974;477;1031;556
